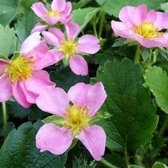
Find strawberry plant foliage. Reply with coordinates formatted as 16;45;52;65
0;122;67;168
144;66;168;114
0;25;17;58
96;0;167;16
96;58;159;153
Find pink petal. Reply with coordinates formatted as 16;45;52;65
25;42;55;70
133;4;147;25
31;2;48;20
77;35;100;54
119;6;135;25
12;81;31;108
49;50;64;62
60;14;72;24
160;33;168;47
43;17;60;25
86;82;107;116
111;21;133;38
77;125;106;161
36;124;73;155
0;74;12;102
51;0;66;12
69;55;88;76
65;22;80;40
145;10;157;23
154;12;168;29
19;82;37;104
68;82;106;116
20;32;41;55
132;33;168;48
0;59;10;73
24;70;55;95
61;2;72;17
42;31;59;46
36;86;69;117
68;82;91;107
31;22;47;34
49;28;65;42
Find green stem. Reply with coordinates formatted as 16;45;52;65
134;45;141;64
93;22;98;38
98;9;105;39
125;144;129;166
2;102;8;137
159;116;168;136
100;158;118;168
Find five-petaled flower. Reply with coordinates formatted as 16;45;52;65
35;82;107;161
42;22;100;76
111;4;168;48
0;32;56;107
31;0;72;25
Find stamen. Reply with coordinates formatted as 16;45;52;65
60;39;77;56
65;104;91;135
6;56;34;83
46;11;60;17
133;22;163;39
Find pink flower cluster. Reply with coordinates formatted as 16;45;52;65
0;0;105;162
31;0;100;75
111;4;168;48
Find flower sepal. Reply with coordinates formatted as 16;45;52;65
62;55;70;66
90;111;112;125
43;115;66;127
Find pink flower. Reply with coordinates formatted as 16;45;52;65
42;22;100;75
0;32;56;108
31;0;72;25
111;4;168;48
31;22;47;34
35;82;107;161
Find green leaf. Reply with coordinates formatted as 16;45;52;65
49;66;89;92
73;0;92;9
0;5;16;26
28;105;48;121
152;162;168;168
7;101;30;119
96;0;167;17
72;7;100;31
144;66;168;114
43;115;66;127
128;165;144;168
141;47;151;61
96;58;158;153
15;11;37;43
0;25;17;58
161;2;168;12
72;156;96;168
97;119;125;152
0;0;38;26
0;122;67;168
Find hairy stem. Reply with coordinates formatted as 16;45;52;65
134;45;141;64
100;158;118;168
2;102;8;137
98;9;105;39
125;143;129;167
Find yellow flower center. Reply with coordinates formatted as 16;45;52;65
60;39;77;56
133;22;163;39
6;56;34;83
46;11;60;17
65;104;91;135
